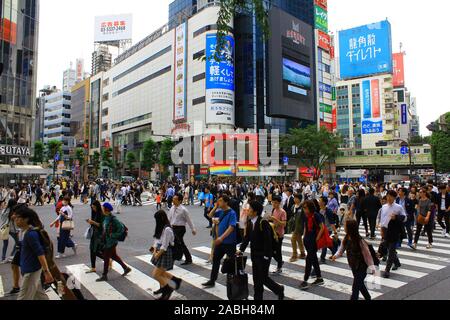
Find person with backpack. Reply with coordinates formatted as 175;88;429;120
12;206;54;300
168;194;197;266
150;210;183;300
237;200;285;300
85;201;105;274
96;203;131;282
202;195;237;288
268;196;287;275
332;219;376;300
299;200;325;290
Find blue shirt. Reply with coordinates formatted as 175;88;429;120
205;193;214;208
166;188;175;198
20;229;45;275
218;209;237;245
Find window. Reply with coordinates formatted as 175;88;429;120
103;78;110;87
424;149;431;154
193;49;205;61
102;108;109;117
193;73;206;82
113;66;172;97
112;113;152;129
193;96;206;105
193;25;217;38
102;123;108;132
102;93;109;102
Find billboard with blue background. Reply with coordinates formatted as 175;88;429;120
339;20;393;79
361;79;383;135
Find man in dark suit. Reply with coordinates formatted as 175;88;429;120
437;185;450;237
283;188;295;233
396;187;416;247
361;188;382;240
238;201;284;300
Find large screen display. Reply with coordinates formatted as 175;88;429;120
283;58;311;96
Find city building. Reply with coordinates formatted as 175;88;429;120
91;45;112;75
70;79;91;149
63;62;77;92
0;0;40;165
35;85;59;143
43;91;73;162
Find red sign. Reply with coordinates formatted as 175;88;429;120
200;167;209;175
314;0;328;10
104;140;110;148
332;106;337;131
318;30;331;52
320;121;333;132
393;53;405;88
330;45;335;60
1;19;17;45
371;79;381;118
299;167;320;178
202;134;259;166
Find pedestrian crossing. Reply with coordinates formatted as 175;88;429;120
141;200;202;207
2;226;449;301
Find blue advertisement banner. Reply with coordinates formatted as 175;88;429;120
206;34;235;91
401;104;408;125
339;20;393;79
319;82;332;94
362;120;383;135
362;80;372;119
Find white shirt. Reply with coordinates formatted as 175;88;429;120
251;216;258;230
60;205;73;220
281;192;288;208
153;226;175;251
379;203;406;229
168;205;195;231
441;196;447;211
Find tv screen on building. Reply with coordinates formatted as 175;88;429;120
282;58;311;96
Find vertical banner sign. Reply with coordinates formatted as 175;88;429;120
318;30;331;52
393;53;405;87
361;79;383;135
174;23;187;122
401;104;408;125
315;6;328;33
332;105;337;130
314;0;328;10
205;34;235;126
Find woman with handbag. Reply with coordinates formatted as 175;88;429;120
412;188;433;250
85;200;105;273
1;199;18;263
150;210;182;300
55;196;77;259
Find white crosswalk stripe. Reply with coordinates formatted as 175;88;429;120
0;275;4;298
136;255;239;300
45;287;62;300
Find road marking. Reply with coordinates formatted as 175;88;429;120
137;255;242;300
0;275;4;298
192;248;330;300
45;287;62;300
66;264;127;300
111;261;186;300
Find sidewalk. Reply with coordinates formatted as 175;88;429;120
377;265;450;300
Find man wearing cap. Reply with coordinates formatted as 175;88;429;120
96;203;131;282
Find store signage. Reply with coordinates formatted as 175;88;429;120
173;23;188;122
318;30;331;52
314;0;328;10
0;145;31;157
94;14;133;43
314;6;328;33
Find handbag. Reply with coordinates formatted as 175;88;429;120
84;226;93;240
0;224;10;240
316;225;334;250
417;214;428;226
61;220;75;231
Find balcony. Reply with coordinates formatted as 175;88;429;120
43;127;71;136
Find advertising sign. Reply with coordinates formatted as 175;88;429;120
315;6;328;33
1;0;18;45
332;105;337;130
76;59;84;82
401;104;408;125
393;53;405;87
318;30;331;52
319;82;332;94
339;20;393;79
94;14;133;43
314;0;328;10
205;34;235;125
174;23;188;122
202;134;258;166
0;145;31;157
361;79;383;135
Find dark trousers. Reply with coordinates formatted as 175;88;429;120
356;212;369;235
90;250;104;269
210;244;236;282
156;203;162;210
405;218;415;244
102;245;127;276
34;196;44;206
252;256;283;300
304;237;321;282
414;223;433;245
273;237;284;269
437;210;450;234
385;242;401;273
173;226;192;262
351;269;371;300
58;229;75;254
204;207;212;227
368;214;378;238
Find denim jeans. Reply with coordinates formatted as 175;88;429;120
58;229;75;254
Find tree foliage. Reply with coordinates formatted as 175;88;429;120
126;152;137;171
410;135;431;145
281;126;342;180
101;148;114;170
46;140;63;162
92;151;101;176
159;138;175;171
431;112;450;173
75;148;85;167
33;141;45;164
142;138;158;172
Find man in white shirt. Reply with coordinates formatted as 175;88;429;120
169;194;197;265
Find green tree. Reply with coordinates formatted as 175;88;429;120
281;126;342;180
92;151;101;177
142;138;158;172
410;135;432;145
126;152;137;172
102;147;115;177
431;112;450;173
159;138;175;177
32;141;45;164
46;140;63;162
75;148;85;166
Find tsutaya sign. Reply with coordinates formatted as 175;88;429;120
0;145;31;157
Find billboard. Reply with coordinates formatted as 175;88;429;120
174;23;187;122
315;6;328;33
267;7;315;121
339;20;393;79
361;79;383;135
76;59;84;82
401;104;408;125
1;0;18;45
393;53;405;87
94;14;132;43
205;34;235;125
315;0;328;10
318;30;331;52
202;134;258;166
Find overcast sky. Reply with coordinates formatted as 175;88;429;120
38;0;448;135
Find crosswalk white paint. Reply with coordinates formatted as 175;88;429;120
0;276;4;298
188;251;328;300
45;286;62;300
137;255;242;300
193;246;366;299
65;264;127;300
111;261;186;300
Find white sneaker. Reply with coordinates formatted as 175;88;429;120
442;230;446;236
426;244;433;249
446;234;450;238
55;254;66;259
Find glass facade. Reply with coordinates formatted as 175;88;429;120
71;80;89;148
168;0;197;29
90;79;101;149
0;0;39;163
112;124;153;167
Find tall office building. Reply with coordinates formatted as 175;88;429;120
35;85;59;143
63;62;77;92
0;0;40;164
91;45;112;75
